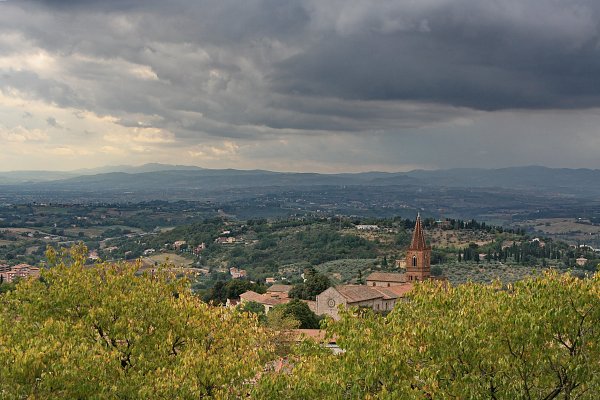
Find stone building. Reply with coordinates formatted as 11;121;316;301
316;214;437;320
575;257;588;267
366;272;407;287
405;213;431;282
239;290;286;313
264;284;293;299
316;284;413;320
0;264;40;283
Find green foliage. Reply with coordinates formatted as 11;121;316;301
255;272;600;399
266;306;301;331
440;261;566;285
3;243;599;399
238;300;265;315
271;299;320;329
430;249;447;264
238;301;267;324
395;230;411;247
289;268;331;300
0;281;16;294
430;265;443;276
314;259;378;284
250;225;377;268
203;279;266;305
0;245;273;399
459;238;573;267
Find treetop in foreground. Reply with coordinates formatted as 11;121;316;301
0;245;273;399
254;271;600;399
1;245;599;399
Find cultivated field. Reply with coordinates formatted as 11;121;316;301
519;218;600;234
428;229;496;248
441;262;559;285
515;218;600;246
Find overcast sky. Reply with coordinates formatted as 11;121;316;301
0;0;599;172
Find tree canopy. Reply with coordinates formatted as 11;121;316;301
289;267;331;300
2;245;599;399
271;299;320;329
0;245;273;399
255;272;600;399
203;278;266;304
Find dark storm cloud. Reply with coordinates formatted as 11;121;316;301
2;0;600;171
271;1;600;111
0;70;81;108
15;0;600;116
27;0;141;12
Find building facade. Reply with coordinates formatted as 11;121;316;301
315;214;439;319
0;264;40;283
316;284;413;320
366;272;407;287
405;214;431;282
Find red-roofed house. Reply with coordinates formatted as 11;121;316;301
265;284;293;299
316;283;413;320
239;290;287;313
366;272;406;287
315;214;439;319
1;264;40;283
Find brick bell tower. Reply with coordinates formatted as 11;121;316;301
405;213;431;281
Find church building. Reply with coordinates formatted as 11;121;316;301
316;214;436;319
405;213;431;282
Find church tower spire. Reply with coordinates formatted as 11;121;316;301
409;213;428;251
405;214;431;281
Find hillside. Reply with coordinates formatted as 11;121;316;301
1;165;599;196
1;165;599;242
97;216;598;292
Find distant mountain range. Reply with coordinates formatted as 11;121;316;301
72;163;205;175
0;164;599;197
0;163;204;183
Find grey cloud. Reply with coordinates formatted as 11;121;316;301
13;1;597;122
1;0;600;170
46;116;62;128
0;70;82;108
271;1;600;111
115;119;154;128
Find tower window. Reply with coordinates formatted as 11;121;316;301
412;256;417;267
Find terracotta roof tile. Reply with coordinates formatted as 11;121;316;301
267;284;293;293
366;272;406;283
373;284;414;299
240;290;265;303
336;285;383;303
240;290;287;306
291;329;336;343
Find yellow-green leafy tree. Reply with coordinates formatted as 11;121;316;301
255;272;600;399
0;245;274;399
